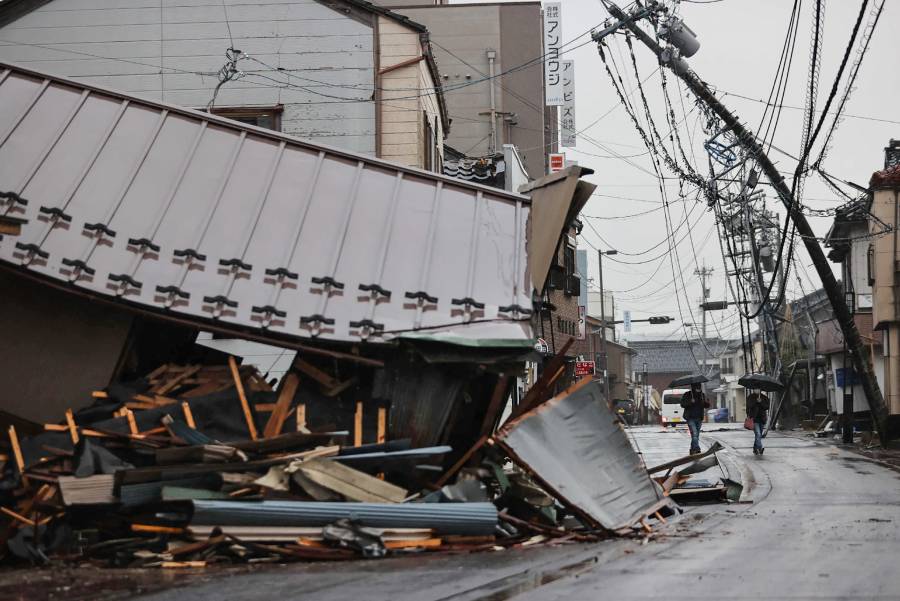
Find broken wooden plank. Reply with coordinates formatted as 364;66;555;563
264;373;299;439
479;375;510;438
125;409;139;435
323;377;357;398
384;538;442;549
293;358;339;389
64;409;79;445
0;506;35;527
646;442;723;474
295;458;408;503
296;404;307;432
434;436;488;488
7;426;25;479
354;401;363;447
229;356;258;441
161;561;206;569
155;365;201;395
181;402;196;429
377;407;387;444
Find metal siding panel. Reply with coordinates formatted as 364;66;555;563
496;381;663;531
420;185;476;328
0;64;533;348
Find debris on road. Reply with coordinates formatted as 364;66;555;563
0;360;682;568
647;442;730;504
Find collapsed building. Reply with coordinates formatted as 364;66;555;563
0;62;677;565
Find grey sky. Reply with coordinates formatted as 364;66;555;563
456;0;899;343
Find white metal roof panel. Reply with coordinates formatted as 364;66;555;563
0;63;533;347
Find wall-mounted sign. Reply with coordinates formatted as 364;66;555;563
543;2;563;106
549;152;566;173
575;361;595;377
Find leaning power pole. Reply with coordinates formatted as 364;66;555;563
594;1;891;440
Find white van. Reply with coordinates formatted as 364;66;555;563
660;388;688;427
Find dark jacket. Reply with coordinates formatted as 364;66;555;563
680;390;709;420
746;393;770;424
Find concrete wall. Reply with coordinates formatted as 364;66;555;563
0;270;132;422
383;2;546;177
0;0;378;154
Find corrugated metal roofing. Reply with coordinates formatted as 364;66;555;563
496;380;666;531
0;62;535;347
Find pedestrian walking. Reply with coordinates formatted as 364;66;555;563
746;391;770;455
680;383;709;455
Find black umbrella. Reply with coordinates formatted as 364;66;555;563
738;373;784;392
668;373;709;388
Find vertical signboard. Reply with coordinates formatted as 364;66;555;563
623;310;632;333
561;60;576;147
543;2;563;106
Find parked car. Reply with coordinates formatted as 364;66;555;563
614;399;636;425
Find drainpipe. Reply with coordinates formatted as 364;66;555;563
487;49;497;155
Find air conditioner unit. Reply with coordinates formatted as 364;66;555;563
564;275;581;296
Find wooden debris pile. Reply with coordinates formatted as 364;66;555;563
0;340;687;569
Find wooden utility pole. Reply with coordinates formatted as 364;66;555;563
601;2;890;440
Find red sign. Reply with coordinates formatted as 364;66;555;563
574;361;595;377
549;153;566;173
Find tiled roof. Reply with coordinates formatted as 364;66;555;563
629;338;737;374
871;164;900;189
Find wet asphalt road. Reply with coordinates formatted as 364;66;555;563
131;426;900;601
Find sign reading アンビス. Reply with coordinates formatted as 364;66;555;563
543;2;563;106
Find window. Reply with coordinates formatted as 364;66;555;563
721;357;733;374
210;106;283;131
563;244;575;277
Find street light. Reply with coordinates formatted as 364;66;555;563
598;249;617;405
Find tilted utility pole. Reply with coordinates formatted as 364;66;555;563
598;1;891;440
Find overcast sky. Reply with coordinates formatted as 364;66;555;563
456;0;900;344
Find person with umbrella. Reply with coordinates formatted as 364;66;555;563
738;373;782;456
746;391;770;455
680;382;709;455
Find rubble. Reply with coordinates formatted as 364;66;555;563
0;353;696;569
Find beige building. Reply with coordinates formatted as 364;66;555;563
869;142;900;415
378;1;553;178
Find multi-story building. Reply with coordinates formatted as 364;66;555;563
0;0;449;171
867;140;900;420
571;315;635;401
377;1;553;179
821;195;883;420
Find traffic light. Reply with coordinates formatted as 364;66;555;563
648;316;672;324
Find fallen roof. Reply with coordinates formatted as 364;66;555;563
0;62;581;349
495;379;668;531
